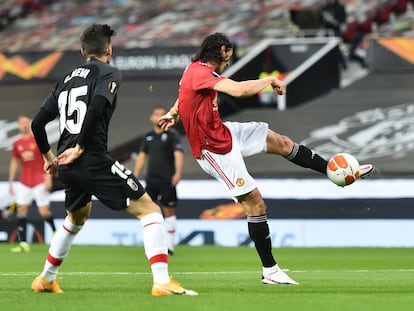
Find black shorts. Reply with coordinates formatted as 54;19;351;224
145;180;178;208
58;155;145;212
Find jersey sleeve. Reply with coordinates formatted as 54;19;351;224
192;66;225;91
93;67;122;105
40;91;59;117
31;91;60;154
11;141;19;159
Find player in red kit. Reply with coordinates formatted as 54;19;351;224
159;33;376;286
8;114;56;253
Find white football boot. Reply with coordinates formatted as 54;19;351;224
262;265;299;285
359;164;377;179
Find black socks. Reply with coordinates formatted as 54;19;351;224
247;215;276;268
16;217;27;242
286;143;328;175
44;216;56;232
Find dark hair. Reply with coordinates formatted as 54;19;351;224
80;24;115;56
191;33;233;63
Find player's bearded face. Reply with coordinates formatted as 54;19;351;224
217;49;233;74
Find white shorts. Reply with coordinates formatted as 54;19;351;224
196;121;268;198
15;182;50;207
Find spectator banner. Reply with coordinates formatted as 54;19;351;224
0;51;75;83
3;218;413;247
0;47;195;83
2;179;414;247
369;38;414;73
111;47;194;79
0;51;66;83
3;179;412;220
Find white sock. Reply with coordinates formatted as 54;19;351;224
141;212;169;284
164;215;176;252
41;216;83;282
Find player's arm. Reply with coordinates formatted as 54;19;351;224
171;130;183;186
133;151;147;178
8;156;19;195
44;173;53;191
172;149;183;187
32;94;58;156
213;77;285;98
159;99;179;130
32;94;60;175
58;95;108;165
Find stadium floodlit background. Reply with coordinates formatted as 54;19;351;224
1;0;414;248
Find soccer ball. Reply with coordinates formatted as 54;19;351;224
326;153;360;187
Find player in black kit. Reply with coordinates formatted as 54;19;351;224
30;24;196;296
134;107;184;255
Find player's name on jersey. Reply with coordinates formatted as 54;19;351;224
64;67;91;83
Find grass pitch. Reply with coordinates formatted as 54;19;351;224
1;245;413;311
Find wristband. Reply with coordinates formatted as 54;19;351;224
171;107;178;115
165;112;175;122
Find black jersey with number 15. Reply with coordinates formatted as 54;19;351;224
40;57;121;156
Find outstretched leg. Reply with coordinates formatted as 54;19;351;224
265;130;327;174
265;129;376;179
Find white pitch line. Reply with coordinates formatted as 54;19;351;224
1;269;414;277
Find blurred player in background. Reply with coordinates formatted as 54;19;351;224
159;32;376;286
8;114;56;253
134;106;184;255
30;23;196;296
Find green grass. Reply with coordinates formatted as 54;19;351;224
1;245;414;311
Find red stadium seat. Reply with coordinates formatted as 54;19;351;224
342;21;358;43
393;0;408;15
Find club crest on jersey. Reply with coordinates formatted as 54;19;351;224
108;81;118;94
236;178;245;187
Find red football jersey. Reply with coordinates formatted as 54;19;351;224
178;62;232;158
12;135;45;187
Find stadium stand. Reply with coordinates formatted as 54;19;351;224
0;0;50;31
1;0;412;54
0;0;303;53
